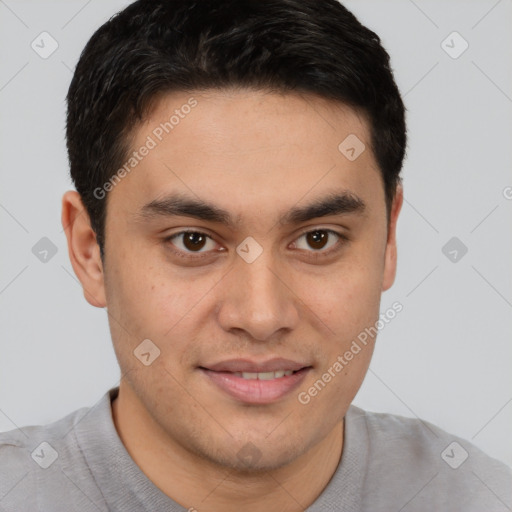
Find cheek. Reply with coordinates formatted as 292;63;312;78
297;254;384;332
104;251;220;373
105;247;189;331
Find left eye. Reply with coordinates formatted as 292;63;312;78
293;229;341;252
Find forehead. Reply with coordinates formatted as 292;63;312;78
109;88;384;222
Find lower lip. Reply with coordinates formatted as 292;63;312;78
200;367;311;404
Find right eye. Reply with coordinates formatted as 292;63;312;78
164;230;220;257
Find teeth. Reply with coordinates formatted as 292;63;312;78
232;370;295;380
257;371;276;380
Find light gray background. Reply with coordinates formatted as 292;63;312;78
1;0;511;468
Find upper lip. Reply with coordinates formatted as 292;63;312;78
201;358;310;373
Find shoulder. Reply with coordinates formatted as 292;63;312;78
0;404;89;463
0;403;103;512
0;403;90;454
347;405;512;512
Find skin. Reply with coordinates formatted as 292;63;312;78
62;88;403;511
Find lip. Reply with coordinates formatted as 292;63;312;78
202;358;308;373
199;359;312;404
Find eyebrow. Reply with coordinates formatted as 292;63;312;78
136;190;366;228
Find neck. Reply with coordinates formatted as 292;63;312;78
112;384;344;512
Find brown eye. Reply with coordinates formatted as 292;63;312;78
168;231;216;253
306;230;329;250
295;229;341;252
183;232;207;251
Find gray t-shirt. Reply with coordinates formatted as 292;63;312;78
0;386;510;511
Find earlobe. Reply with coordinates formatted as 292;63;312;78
382;184;403;292
61;190;107;308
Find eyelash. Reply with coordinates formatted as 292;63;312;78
163;229;348;261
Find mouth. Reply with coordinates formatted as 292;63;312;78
225;369;297;379
198;358;312;404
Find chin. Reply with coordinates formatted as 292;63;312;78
211;447;302;473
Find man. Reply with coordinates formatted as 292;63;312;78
0;0;510;510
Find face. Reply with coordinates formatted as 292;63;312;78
77;88;401;472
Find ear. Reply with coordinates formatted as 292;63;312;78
382;183;403;292
61;190;106;308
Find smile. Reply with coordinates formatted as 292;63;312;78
231;370;295;379
199;363;311;404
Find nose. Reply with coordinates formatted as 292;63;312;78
216;249;300;342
